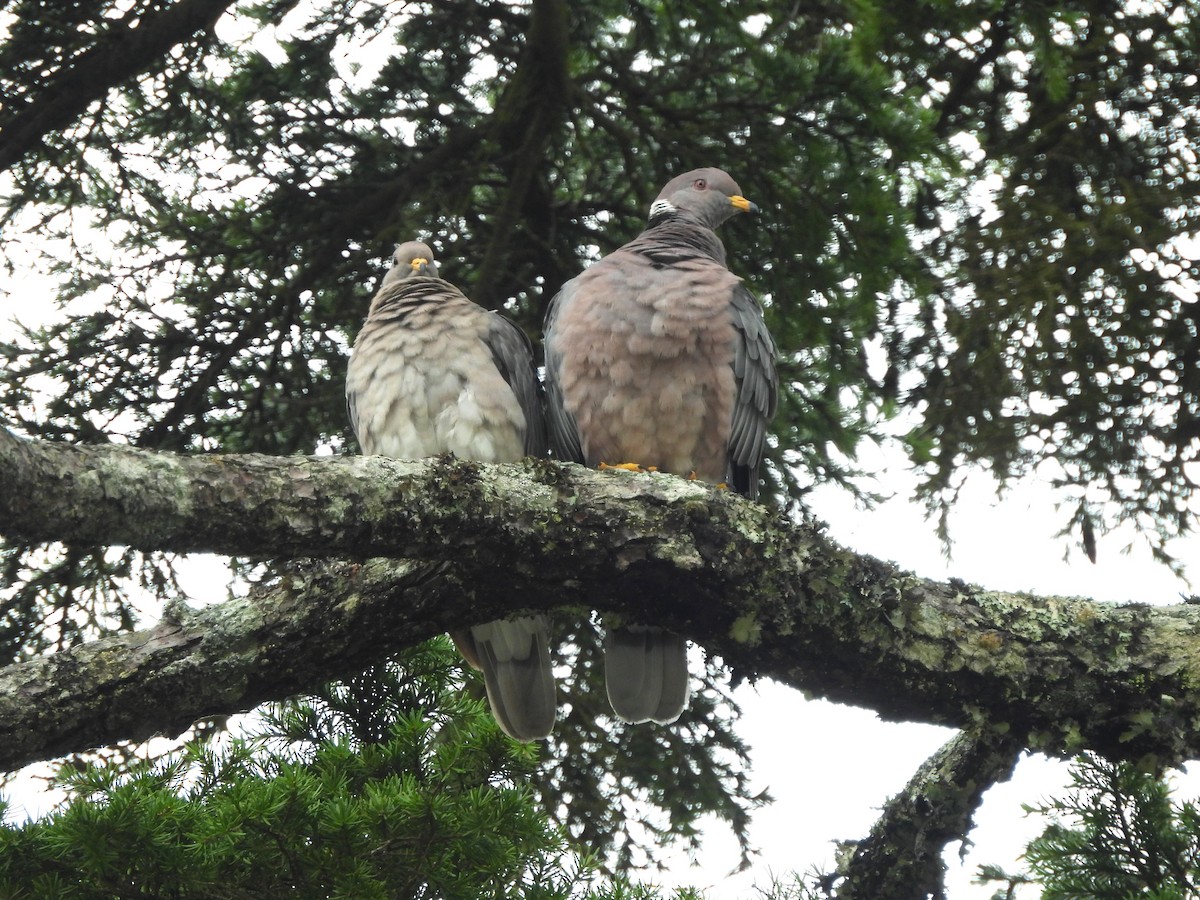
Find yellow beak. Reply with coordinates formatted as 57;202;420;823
730;195;760;214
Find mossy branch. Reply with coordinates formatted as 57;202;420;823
832;727;1024;899
3;427;1200;773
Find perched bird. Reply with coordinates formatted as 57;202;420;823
346;240;555;741
543;168;778;725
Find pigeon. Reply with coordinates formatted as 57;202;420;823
347;240;555;740
543;169;778;724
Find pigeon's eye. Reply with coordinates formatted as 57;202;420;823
693;178;707;191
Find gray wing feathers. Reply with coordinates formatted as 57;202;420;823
469;615;557;741
482;312;547;457
542;284;585;463
346;390;361;448
474;319;555;739
604;626;690;725
728;283;779;500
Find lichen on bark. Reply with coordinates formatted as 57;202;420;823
4;427;1200;771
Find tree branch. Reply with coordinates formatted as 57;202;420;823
0;557;452;771
0;0;237;173
3;428;1200;770
832;728;1024;899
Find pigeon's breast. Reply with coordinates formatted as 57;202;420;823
347;299;526;463
554;255;738;481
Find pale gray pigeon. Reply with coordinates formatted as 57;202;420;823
543;168;778;725
346;240;555;741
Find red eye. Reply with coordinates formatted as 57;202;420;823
693;178;707;190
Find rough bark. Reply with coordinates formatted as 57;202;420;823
3;426;1200;776
0;556;454;771
832;728;1024;899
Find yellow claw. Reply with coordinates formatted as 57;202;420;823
599;462;658;473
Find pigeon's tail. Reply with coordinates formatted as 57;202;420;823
604;625;690;725
456;615;557;741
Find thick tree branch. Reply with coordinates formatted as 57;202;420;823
3;428;1200;770
471;0;570;309
0;557;453;771
833;728;1023;899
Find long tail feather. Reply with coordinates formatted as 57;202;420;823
604;625;690;724
459;615;556;741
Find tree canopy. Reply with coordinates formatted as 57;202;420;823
2;0;1199;896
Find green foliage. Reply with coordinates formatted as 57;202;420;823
0;641;697;899
875;1;1200;562
979;754;1200;899
256;630;764;872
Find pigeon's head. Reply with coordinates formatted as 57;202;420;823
381;240;440;288
648;168;759;230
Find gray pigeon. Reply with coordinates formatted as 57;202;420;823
346;240;555;741
543;168;778;724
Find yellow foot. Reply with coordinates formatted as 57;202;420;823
686;472;724;489
599;461;658;473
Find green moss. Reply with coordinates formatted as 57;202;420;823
729;613;762;646
1119;710;1158;744
905;638;948;672
524;456;570;487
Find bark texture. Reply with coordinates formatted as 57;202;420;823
3;427;1200;774
833;728;1024;899
0;556;453;771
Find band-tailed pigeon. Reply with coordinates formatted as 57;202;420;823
346;240;556;741
543;168;778;725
